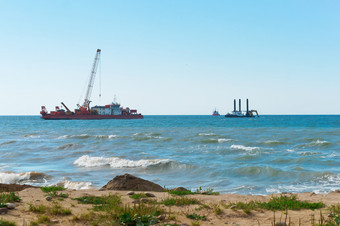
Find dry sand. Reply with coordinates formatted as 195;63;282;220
1;187;339;226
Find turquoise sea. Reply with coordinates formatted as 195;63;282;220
0;115;339;194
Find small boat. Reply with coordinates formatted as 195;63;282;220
212;109;220;116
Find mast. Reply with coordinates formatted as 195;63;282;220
82;49;101;110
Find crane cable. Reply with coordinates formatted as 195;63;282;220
99;55;102;105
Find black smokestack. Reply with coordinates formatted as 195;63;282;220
239;99;241;112
234;99;236;112
247;99;249;113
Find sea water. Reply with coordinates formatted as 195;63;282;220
0;115;339;194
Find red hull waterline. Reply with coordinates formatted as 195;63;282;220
41;114;143;120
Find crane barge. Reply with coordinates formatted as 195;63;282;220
40;49;143;120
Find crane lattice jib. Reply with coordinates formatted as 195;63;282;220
82;49;101;110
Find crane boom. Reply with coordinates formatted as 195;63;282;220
82;49;101;110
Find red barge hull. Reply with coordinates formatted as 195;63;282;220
41;114;143;120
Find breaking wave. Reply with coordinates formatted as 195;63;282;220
266;173;340;194
230;145;260;151
24;134;40;138
198;133;216;136
201;138;233;144
74;155;172;168
261;140;286;145
58;134;119;140
132;135;171;141
299;139;331;148
0;171;49;184
56;180;94;190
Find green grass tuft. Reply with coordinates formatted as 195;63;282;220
0;218;16;226
73;194;163;225
161;197;201;206
186;213;207;220
29;215;51;226
40;186;65;193
0;192;20;203
28;203;71;216
130;193;148;200
168;190;195;196
224;195;325;213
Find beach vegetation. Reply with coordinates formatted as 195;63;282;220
191;221;200;226
130;193;148;200
40;186;65;193
316;204;340;226
168;215;176;220
0;218;16;226
167;187;219;196
195;187;219;195
74;195;114;205
29;215;51;226
41;186;68;200
73;194;163;225
186;213;207;220
168;190;195;196
28;203;71;216
212;204;223;215
224;195;325;213
28;203;47;214
161;197;201;206
0;192;20;203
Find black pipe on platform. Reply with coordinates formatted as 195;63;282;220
234;99;236;112
239;99;241;112
246;99;249;113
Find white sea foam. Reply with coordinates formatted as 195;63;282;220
24;134;40;138
198;133;215;136
0;172;30;184
230;145;260;151
57;135;69;139
266;174;340;194
217;138;233;143
306;139;330;147
60;180;93;190
74;155;172;168
287;149;295;152
58;134;119;139
315;139;329;144
0;171;47;184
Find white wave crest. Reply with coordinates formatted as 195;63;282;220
198;133;215;136
305;139;330;147
58;134;119;139
218;138;232;143
24;134;40;138
74;155;172;168
59;180;94;190
0;171;47;184
230;145;260;151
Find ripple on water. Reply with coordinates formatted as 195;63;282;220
57;143;83;150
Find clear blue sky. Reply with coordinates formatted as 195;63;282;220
1;0;339;115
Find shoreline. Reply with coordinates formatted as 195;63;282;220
0;182;339;225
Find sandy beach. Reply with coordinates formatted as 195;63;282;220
1;182;339;226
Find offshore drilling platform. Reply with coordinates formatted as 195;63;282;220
225;99;259;118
